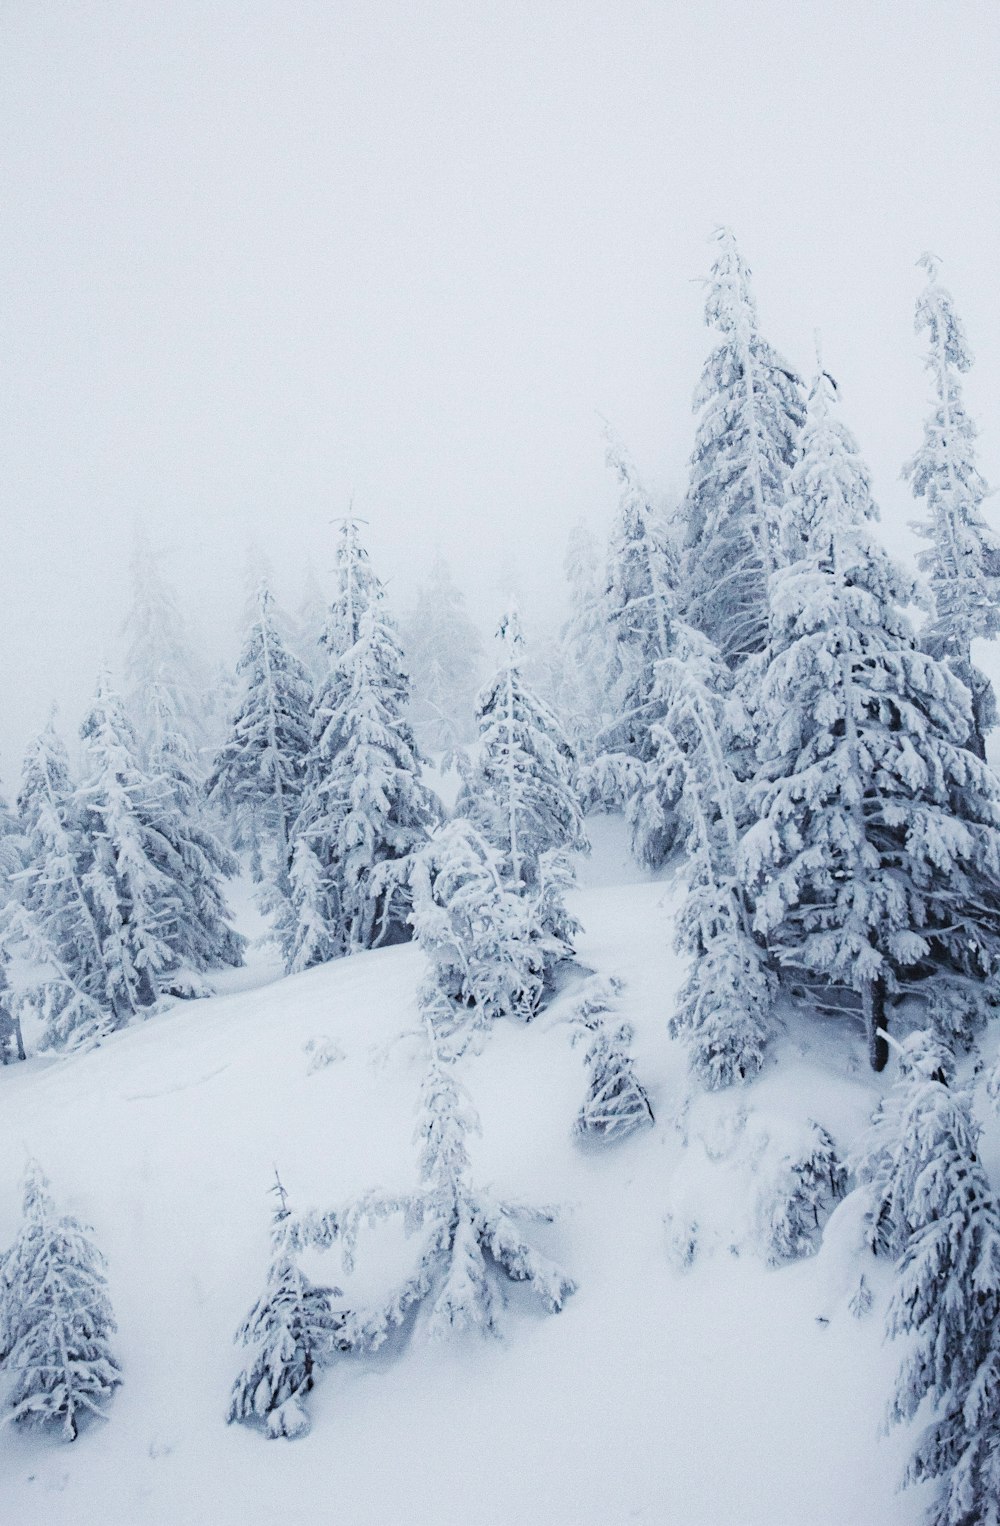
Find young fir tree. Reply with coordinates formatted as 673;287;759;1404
660;630;775;1087
741;367;1000;1070
208;579;313;874
228;1173;346;1439
569;979;654;1141
328;993;576;1349
0;1162;122;1440
581;431;683;867
121;525;208;768
763;1121;847;1265
857;1031;1000;1526
285;606;438;964
459;608;586;893
681;227;805;667
401;554;484;754
904;253;1000;761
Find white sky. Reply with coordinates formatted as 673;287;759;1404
2;0;999;777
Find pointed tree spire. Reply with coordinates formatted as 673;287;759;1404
682;228;805;666
903;254;1000;759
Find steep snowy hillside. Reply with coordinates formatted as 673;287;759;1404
0;822;923;1525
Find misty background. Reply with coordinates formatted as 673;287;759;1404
2;0;998;780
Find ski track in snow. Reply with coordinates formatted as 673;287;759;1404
0;820;926;1526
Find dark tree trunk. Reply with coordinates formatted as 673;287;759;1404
864;977;888;1072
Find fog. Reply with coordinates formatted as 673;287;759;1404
2;0;998;779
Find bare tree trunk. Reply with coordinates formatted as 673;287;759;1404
864;977;888;1072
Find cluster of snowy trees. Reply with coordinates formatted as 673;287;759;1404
567;231;1000;1085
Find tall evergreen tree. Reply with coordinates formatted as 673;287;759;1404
121;525;207;767
208;579;313;871
681;228;805;666
14;720;114;1046
0;1162;122;1441
588;430;682;865
459;608;586;892
287;606;437;963
401;554;484;754
79;675;243;1019
742;367;1000;1070
904;253;1000;760
558;519;619;756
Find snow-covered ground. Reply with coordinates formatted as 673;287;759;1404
0;820;925;1525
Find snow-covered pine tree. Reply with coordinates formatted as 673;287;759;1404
570;978;654;1141
286;606;438;963
559;520;619;759
320;514;384;660
0;1162;121;1440
228;1173;346;1439
409;820;544;1026
208;579;313;873
121;525;208;768
401;554;484;754
681;227;805;667
330;993;576;1348
660;627;775;1086
904;253;1000;761
459;607;586;892
12;719;113;1046
78;674;243;1021
742;365;1000;1070
856;1031;1000;1526
583;431;683;867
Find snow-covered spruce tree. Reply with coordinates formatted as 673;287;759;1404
0;1162;121;1440
121;525;208;767
294;566;330;682
558;520;619;758
742;366;1000;1070
681;227;805;667
12;719;113;1046
330;993;576;1347
78;675;243;1021
285;606;438;965
409;820;545;1026
904;253;1000;761
208;579;313;874
228;1173;346;1439
459;607;586;893
0;786;24;900
856;1031;1000;1526
401;554;484;754
569;978;654;1141
320;514;385;660
660;628;776;1086
583;430;683;867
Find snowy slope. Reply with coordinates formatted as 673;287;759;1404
0;819;923;1526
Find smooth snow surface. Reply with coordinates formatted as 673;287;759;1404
0;822;922;1525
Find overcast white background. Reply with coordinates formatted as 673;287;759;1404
1;0;998;779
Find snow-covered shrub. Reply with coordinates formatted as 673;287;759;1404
0;1163;121;1441
762;1121;848;1265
